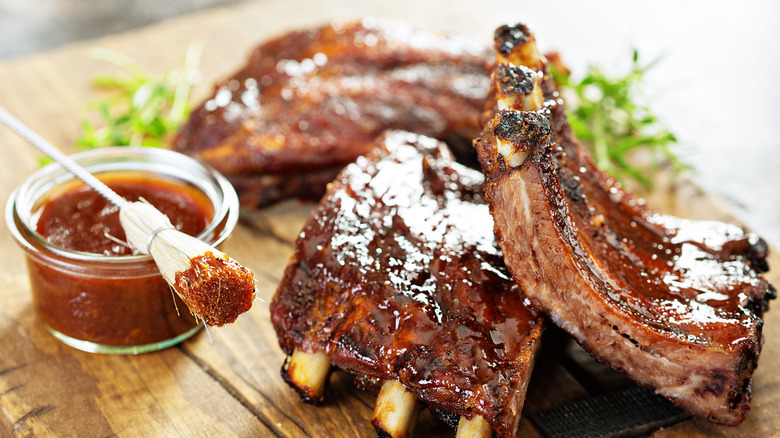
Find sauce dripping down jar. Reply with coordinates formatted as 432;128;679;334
6;147;239;354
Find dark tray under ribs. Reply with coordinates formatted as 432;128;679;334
473;23;775;426
174;18;491;208
270;130;544;437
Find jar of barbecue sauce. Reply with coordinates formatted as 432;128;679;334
6;147;239;354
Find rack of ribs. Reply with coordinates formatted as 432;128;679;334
269;130;544;437
474;23;775;426
173;18;491;208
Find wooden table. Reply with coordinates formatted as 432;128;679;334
1;1;778;436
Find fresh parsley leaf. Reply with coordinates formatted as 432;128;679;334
550;50;686;189
76;42;202;150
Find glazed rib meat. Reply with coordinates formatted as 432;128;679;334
173;18;491;207
474;23;775;426
270;130;544;437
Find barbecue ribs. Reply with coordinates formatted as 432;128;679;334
270;130;544;437
474;23;775;426
174;18;491;207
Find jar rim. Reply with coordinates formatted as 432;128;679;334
6;146;239;265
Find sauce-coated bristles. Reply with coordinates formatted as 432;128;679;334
120;200;255;326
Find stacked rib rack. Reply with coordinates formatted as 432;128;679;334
174;18;491;208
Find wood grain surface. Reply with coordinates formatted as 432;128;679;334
0;1;778;437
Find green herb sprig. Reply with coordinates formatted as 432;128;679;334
551;50;686;189
77;42;202;150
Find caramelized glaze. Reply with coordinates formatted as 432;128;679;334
271;131;543;437
174;19;491;207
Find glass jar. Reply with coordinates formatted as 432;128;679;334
6;147;239;354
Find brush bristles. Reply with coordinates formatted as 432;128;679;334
119;200;225;285
119;201;174;254
120;200;254;326
149;229;222;285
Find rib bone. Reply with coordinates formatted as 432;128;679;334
455;415;492;438
282;349;331;404
371;380;421;438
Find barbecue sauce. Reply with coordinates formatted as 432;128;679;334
173;251;256;327
36;174;212;255
29;173;213;347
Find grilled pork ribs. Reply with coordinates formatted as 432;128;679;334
474;23;775;426
174;19;491;208
270;131;544;437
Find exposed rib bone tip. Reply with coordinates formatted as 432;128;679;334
455;415;491;438
284;349;331;404
494;23;545;72
371;380;421;438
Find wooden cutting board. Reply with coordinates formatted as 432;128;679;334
0;1;778;436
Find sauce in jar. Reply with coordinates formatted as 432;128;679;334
25;172;215;348
8;147;239;354
35;173;213;255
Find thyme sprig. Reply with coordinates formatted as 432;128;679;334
551;50;686;189
76;42;202;150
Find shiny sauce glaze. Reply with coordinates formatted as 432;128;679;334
483;59;773;352
173;18;491;207
28;173;213;346
543;97;772;351
270;131;543;437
